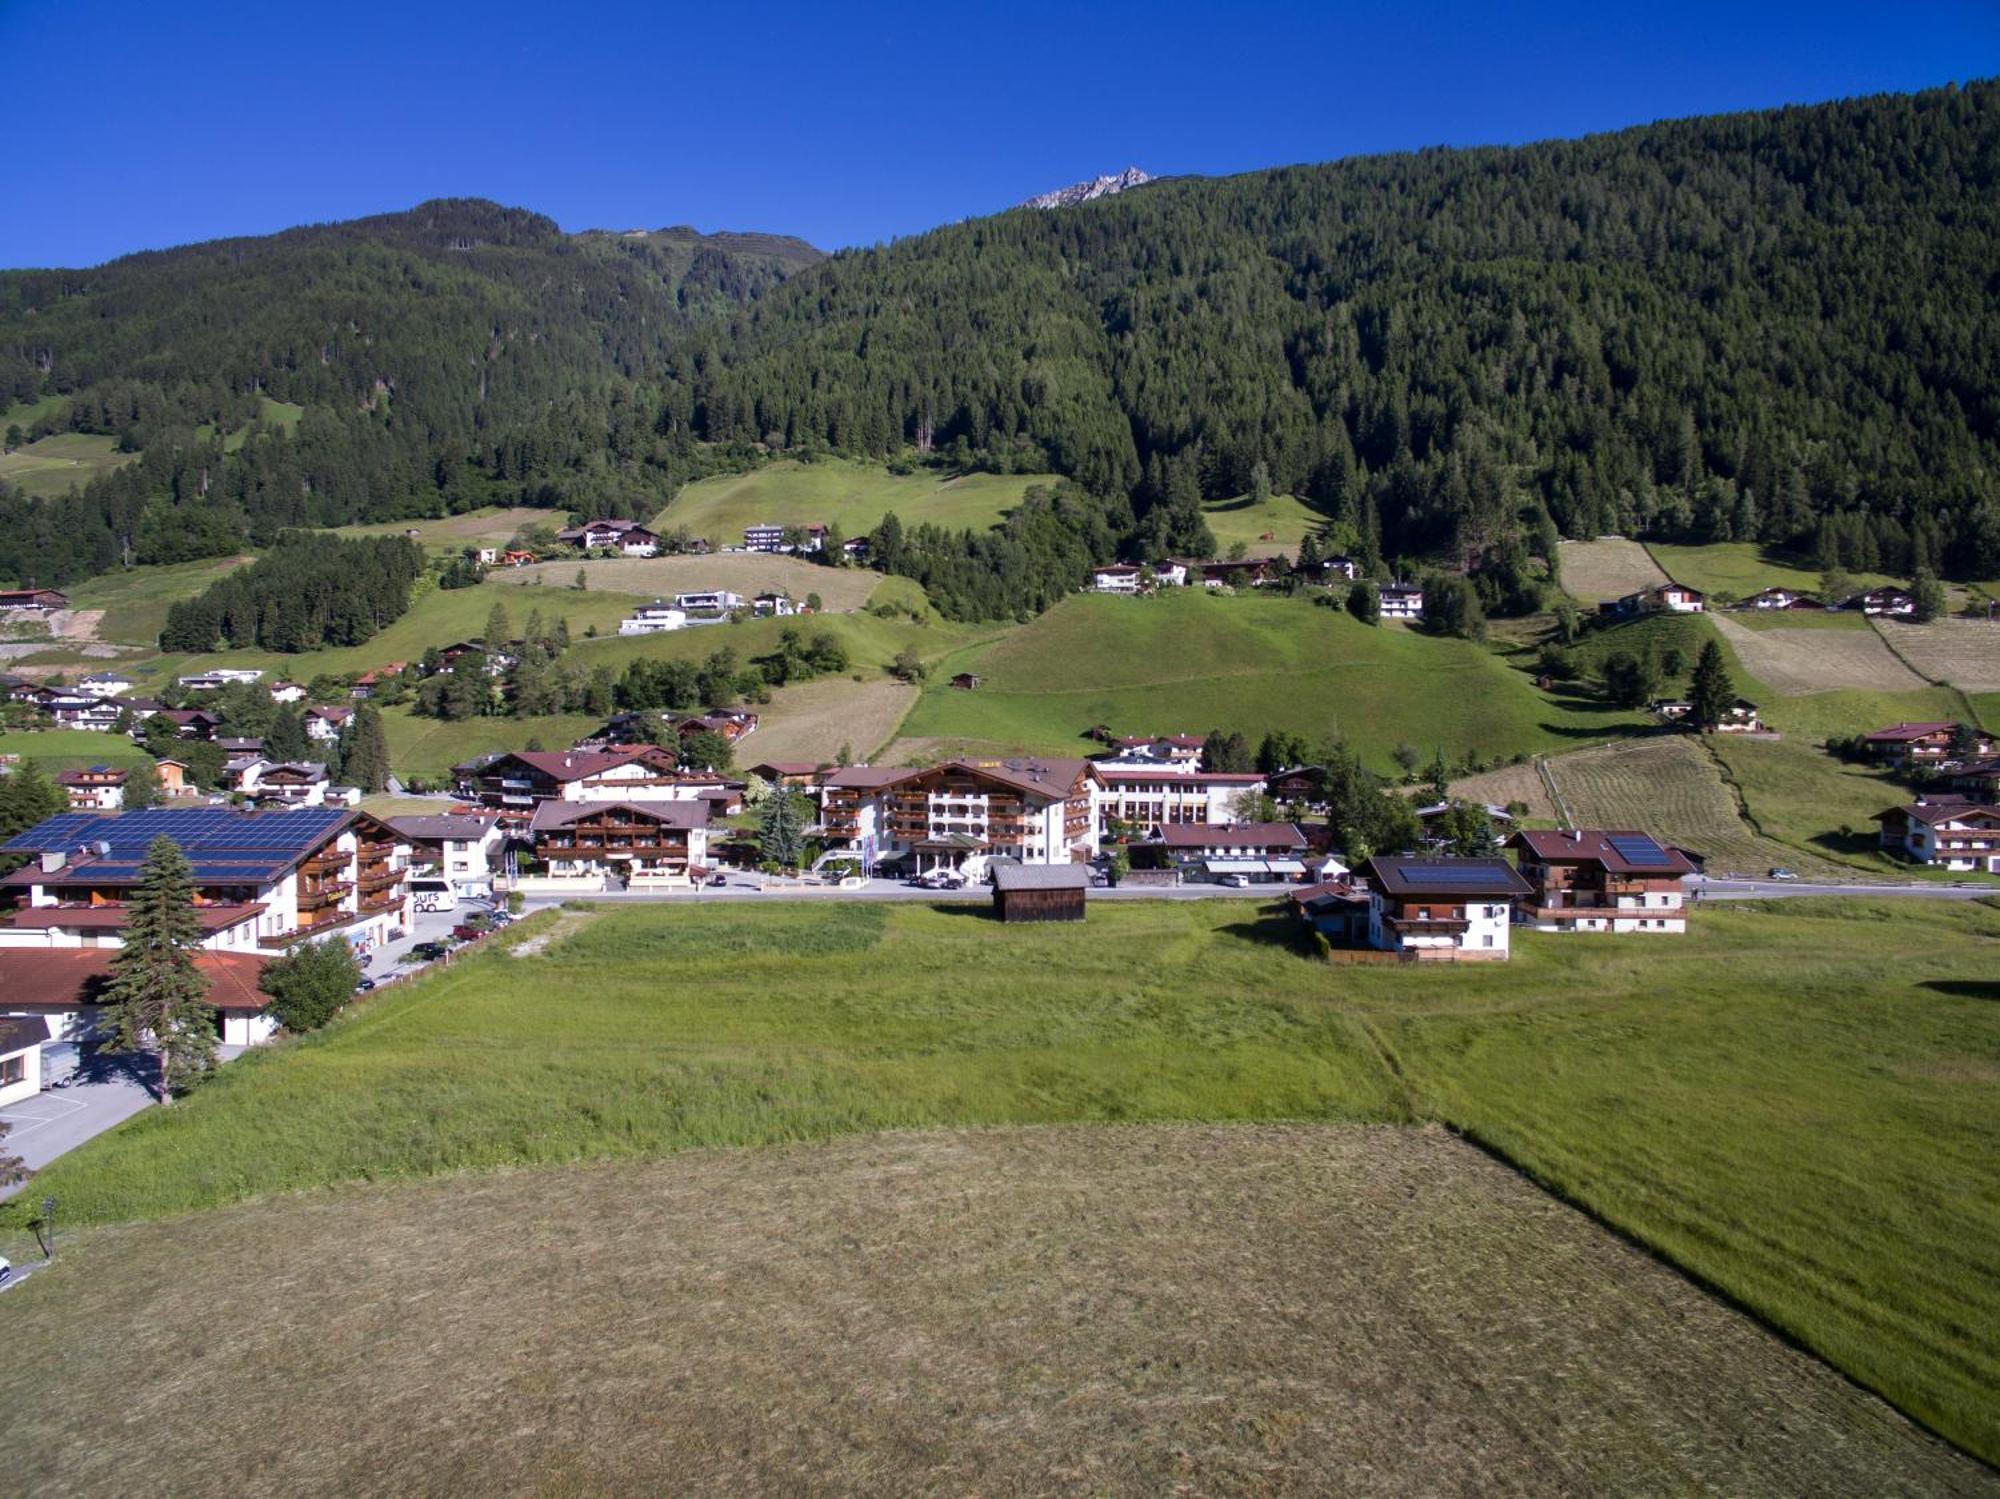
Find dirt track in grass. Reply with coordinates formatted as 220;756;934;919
2;1124;1989;1499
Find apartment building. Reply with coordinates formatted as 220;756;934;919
1508;829;1695;933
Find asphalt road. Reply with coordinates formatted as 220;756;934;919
1691;875;1997;901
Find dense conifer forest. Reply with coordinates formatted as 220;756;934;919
157;534;426;652
3;83;1996;609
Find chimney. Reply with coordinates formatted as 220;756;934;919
40;850;65;873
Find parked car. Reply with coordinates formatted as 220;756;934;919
410;941;448;961
707;873;729;887
1218;874;1251;888
1767;867;1801;882
451;922;489;942
354;976;377;994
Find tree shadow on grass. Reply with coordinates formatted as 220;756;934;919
1920;980;2000;1003
924;900;999;922
1219;906;1321;958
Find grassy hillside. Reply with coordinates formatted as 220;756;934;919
897;591;1644;769
1199;491;1329;558
0;729;151;773
493;553;883;612
1647;540;1897;599
11;896;1999;1463
0;432;138;500
654;459;1058;543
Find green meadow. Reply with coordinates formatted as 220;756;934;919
0;432;138;500
654;458;1058;542
12;896;1999;1463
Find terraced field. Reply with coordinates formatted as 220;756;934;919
1556;538;1668;602
1712;614;1927;695
1543;735;1853;879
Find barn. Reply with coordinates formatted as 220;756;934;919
990;863;1089;923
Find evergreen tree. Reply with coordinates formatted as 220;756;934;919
342;703;392;792
0;761;68;842
680;728;734;773
483;601;511;657
1688;640;1736;731
1425;748;1451;805
1346;580;1380;624
265;705;310;762
1201;729;1253;773
757;787;808;870
104;835;217;1100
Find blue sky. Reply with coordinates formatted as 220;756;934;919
4;0;1995;267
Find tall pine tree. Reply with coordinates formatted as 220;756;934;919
105;835;217;1100
341;703;392;793
1688;640;1736;732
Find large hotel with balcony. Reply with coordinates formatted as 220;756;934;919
0;807;415;957
817;758;1102;874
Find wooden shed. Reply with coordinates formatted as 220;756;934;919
950;672;982;691
991;863;1089;923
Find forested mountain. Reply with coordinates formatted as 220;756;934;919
4;82;1998;601
690;82;2000;580
0;201;819;583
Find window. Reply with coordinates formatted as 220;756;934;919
1481;934;1494;948
0;1053;23;1088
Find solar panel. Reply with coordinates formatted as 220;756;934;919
1606;834;1671;866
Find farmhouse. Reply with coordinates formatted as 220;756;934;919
1612;582;1705;616
24;686;124;732
1852;586;1916;617
1097;768;1266;832
1301;556;1360;584
250;761;331;807
0;948;282;1048
746;761;830;788
1743;587;1816;610
990;864;1089;923
1198;559;1278;588
55;766;128;811
618;600;687;635
1378;583;1424;619
1508;829;1695;933
150;708;222;740
0;806;414;957
1359;855;1530;959
527;799;710;890
1950;758;2000;799
1859;721;1989;767
0;587;68;612
561;519;660;556
1873;798;2000;873
1266;766;1325;804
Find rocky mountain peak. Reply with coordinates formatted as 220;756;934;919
1020;167;1154;210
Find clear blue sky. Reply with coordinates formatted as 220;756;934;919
4;0;1995;267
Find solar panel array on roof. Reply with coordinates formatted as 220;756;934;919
1397;865;1512;886
1605;834;1671;866
3;807;351;885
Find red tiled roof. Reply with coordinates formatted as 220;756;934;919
1861;722;1959;743
0;949;271;1011
1158;821;1307;849
3;902;266;932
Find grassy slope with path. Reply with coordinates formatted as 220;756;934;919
897;590;1646;769
654;459;1059;542
9;896;1999;1464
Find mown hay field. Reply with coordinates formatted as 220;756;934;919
654;458;1056;541
1712;614;1928;695
1543;735;1852;878
12;897;2000;1464
1448;759;1556;823
491;552;884;612
3;1125;1988;1499
1556;537;1668;601
1876;616;2000;692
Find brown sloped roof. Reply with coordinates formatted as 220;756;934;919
0;949;271;1011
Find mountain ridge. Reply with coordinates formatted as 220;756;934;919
1019;167;1155;209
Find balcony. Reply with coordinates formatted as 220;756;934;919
358;890;404;915
303;848;348;876
296;881;352;910
358;865;403;892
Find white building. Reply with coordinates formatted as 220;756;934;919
818;759;1103;875
751;593;797;617
386;814;505;898
1507;830;1695;934
55;766;128;811
1097;769;1266;830
744;523;826;554
618;601;688;635
1874;799;2000;873
79;671;136;697
268;680;307;704
1360;855;1529;959
674;590;745;615
1092;564;1143;594
0;1016;44;1106
179;668;266;691
1378;584;1424;620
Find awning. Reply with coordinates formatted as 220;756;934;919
1265;859;1307;874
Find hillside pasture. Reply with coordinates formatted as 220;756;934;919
0;729;151;773
1874;616;2000;692
492;554;882;612
10;897;2000;1465
1556;537;1668;601
897;591;1648;771
1711;614;1928;695
0;432;138;500
60;556;255;656
1648;540;1896;601
731;674;917;764
1199;490;1329;557
330;505;558;551
1448;759;1556;823
1542;735;1851;879
656;459;1057;542
3;1126;1987;1499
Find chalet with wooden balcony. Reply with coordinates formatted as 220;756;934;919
0;807;413;957
56;766;128;811
1360;855;1531;959
1507;829;1696;933
1859;722;1991;768
527;799;710;889
1873;798;2000;873
815;759;1103;875
451;746;684;816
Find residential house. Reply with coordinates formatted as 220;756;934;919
675;709;759;743
252;761;331;807
154;758;196;798
1414;801;1516;848
473;548;499;565
1266;766;1325;804
1198;559;1277;588
350;664;407;699
526;799;710;890
179;668;266;691
1612;583;1705;616
0;949;282;1047
1289;880;1372;944
0;588;68;612
1743;587;1814;610
618;600;688;636
751;593;797;618
1378;583;1424;619
1713;698;1764;733
746;761;832;789
1859;722;1989;767
500;549;538;567
0;806;414;960
743;523;826;554
1155;821;1310;883
385;813;504;897
214;737;266;757
1359;855;1531;959
560;519;660;556
674;590;745;615
1100;734;1206;771
1853;586;1916;617
1508;829;1695;933
303;705;352;743
35;687;125;732
55;766;128;811
817;758;1104;875
1950;758;2000;800
842;537;870;562
1873;798;2000;873
79;670;136;697
1091;564;1144;594
452;746;686;815
153;708;223;740
268;681;307;704
1098;769;1266;832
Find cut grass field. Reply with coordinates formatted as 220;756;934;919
1649;540;1896;600
492;553;884;612
11;897;2000;1468
0;431;138;499
0;728;151;772
4;1125;1988;1499
1198;490;1330;557
328;504;556;551
1556;537;1668;601
897;591;1648;771
655;458;1059;542
1874;616;2000;693
1712;613;1929;695
1542;734;1855;879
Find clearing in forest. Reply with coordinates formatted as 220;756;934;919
1711;614;1928;695
655;459;1056;541
0;1125;1986;1499
1557;538;1669;602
